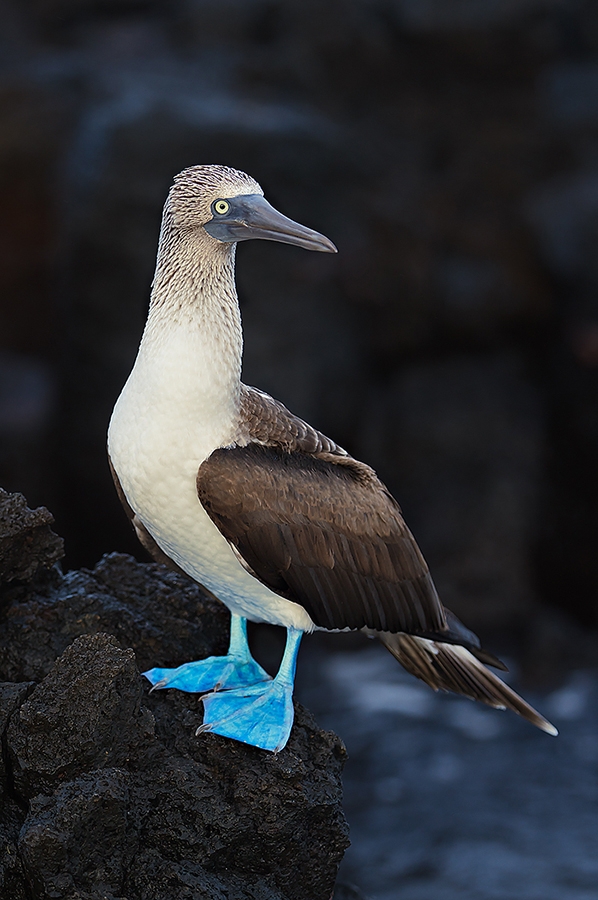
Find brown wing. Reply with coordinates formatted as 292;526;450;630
198;439;447;634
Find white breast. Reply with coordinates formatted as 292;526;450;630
108;326;314;632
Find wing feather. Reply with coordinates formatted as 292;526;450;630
197;440;447;634
379;632;557;735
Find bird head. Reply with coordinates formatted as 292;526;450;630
167;165;337;254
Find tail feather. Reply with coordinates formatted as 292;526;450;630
378;632;558;736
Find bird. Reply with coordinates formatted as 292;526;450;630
108;164;557;752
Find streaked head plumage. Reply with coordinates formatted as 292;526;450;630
168;165;263;229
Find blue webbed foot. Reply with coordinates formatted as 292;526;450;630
198;679;295;752
196;627;303;753
142;614;270;694
143;653;270;693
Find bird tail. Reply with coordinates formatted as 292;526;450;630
377;632;558;736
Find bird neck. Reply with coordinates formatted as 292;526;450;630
138;220;243;410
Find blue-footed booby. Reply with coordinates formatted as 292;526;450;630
108;164;557;752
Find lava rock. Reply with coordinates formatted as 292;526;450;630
0;803;27;900
0;489;63;585
0;550;230;684
0;682;34;790
7;634;154;797
0;492;349;899
8;634;347;900
0;683;32;900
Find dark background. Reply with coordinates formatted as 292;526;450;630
2;2;598;668
2;4;598;899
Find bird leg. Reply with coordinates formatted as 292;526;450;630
142;614;271;693
197;628;303;752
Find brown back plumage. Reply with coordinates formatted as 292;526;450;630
198;386;447;634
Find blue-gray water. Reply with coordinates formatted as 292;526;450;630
298;639;598;900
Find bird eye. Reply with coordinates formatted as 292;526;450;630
214;199;230;215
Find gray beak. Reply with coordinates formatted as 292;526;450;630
204;194;337;253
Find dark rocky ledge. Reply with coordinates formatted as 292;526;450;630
0;488;349;900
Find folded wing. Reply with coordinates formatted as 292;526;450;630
196;387;448;634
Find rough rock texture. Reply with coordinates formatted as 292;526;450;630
0;488;63;585
0;490;349;900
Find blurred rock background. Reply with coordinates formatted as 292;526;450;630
0;0;598;900
3;0;598;652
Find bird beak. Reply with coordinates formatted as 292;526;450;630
204;194;337;253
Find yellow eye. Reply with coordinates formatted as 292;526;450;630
214;199;230;215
